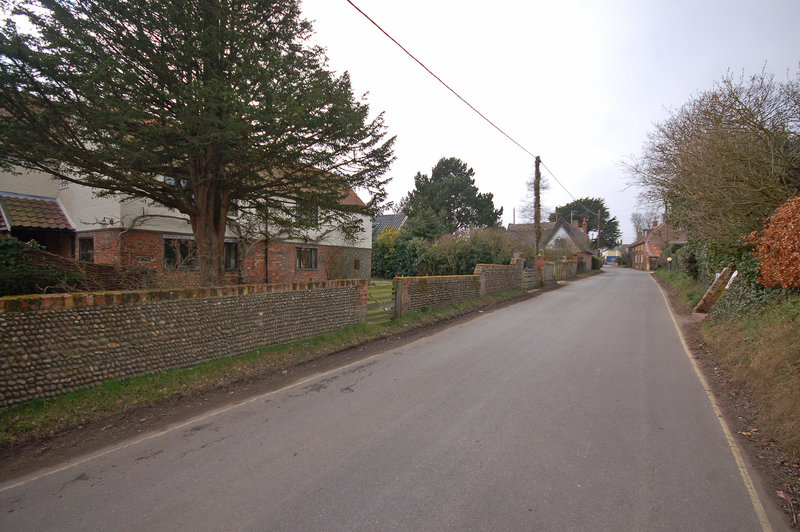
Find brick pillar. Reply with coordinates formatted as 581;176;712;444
511;252;525;290
535;253;545;281
474;264;487;297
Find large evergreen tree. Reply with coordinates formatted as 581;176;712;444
549;197;620;248
401;157;502;238
0;0;394;284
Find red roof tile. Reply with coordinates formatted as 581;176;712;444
0;194;73;230
341;188;366;207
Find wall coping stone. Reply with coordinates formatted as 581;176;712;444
0;278;367;314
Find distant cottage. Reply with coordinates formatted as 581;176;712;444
629;219;687;271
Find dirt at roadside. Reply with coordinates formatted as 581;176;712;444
653;273;800;529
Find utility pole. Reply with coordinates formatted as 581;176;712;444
596;207;602;256
534;156;542;255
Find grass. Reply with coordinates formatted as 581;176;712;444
655;269;705;309
656;269;800;457
702;297;800;456
0;288;525;447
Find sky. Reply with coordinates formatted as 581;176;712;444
300;0;800;243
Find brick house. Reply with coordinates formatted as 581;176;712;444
0;170;372;285
629;219;687;271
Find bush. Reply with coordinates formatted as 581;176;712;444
371;227;535;278
752;195;800;288
591;255;602;270
0;236;85;296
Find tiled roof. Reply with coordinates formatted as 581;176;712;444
372;213;407;238
630;222;687;250
0;192;73;230
341;188;366;207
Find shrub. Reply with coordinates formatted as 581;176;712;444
0;236;85;296
752;195;800;288
371;227;535;278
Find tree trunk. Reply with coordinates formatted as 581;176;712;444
191;179;229;286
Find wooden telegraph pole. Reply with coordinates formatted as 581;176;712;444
534;156;542;255
596;207;602;255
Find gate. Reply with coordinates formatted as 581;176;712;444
523;267;541;290
366;280;395;325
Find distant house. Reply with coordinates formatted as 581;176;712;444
1;170;372;285
508;218;595;271
602;245;627;265
371;212;407;239
629;219;687;271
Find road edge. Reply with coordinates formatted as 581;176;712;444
651;274;775;532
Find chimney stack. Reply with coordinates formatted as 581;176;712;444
582;217;588;233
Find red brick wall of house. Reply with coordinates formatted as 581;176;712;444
73;230;367;286
267;241;324;284
241;240;266;284
266;241;371;284
83;229;123;264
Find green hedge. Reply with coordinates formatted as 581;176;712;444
0;237;85;296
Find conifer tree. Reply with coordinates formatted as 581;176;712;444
0;0;394;284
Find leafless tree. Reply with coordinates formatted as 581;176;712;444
625;69;800;244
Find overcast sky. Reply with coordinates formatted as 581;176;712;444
301;0;799;242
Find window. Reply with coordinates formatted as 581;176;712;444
78;237;94;262
59;179;69;189
295;202;319;225
224;242;238;270
296;247;318;270
353;258;360;271
163;237;198;270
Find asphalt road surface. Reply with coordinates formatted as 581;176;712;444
0;268;782;530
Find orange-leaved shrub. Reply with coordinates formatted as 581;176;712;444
752;195;800;288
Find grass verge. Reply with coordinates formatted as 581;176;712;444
655;269;705;308
656;269;800;457
0;289;525;447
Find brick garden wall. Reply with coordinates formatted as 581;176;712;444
474;262;523;296
394;254;525;316
394;275;481;315
0;279;368;408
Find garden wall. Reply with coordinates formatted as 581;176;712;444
394;254;525;316
0;279;367;408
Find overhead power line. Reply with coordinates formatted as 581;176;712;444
539;161;597;216
344;0;534;158
344;0;595;216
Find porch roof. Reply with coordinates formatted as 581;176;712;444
0;191;73;231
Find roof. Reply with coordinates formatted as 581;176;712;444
341;188;366;207
508;219;593;253
545;219;594;253
507;222;555;247
372;212;407;238
0;191;73;231
629;222;687;253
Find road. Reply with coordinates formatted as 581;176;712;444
0;268;781;530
